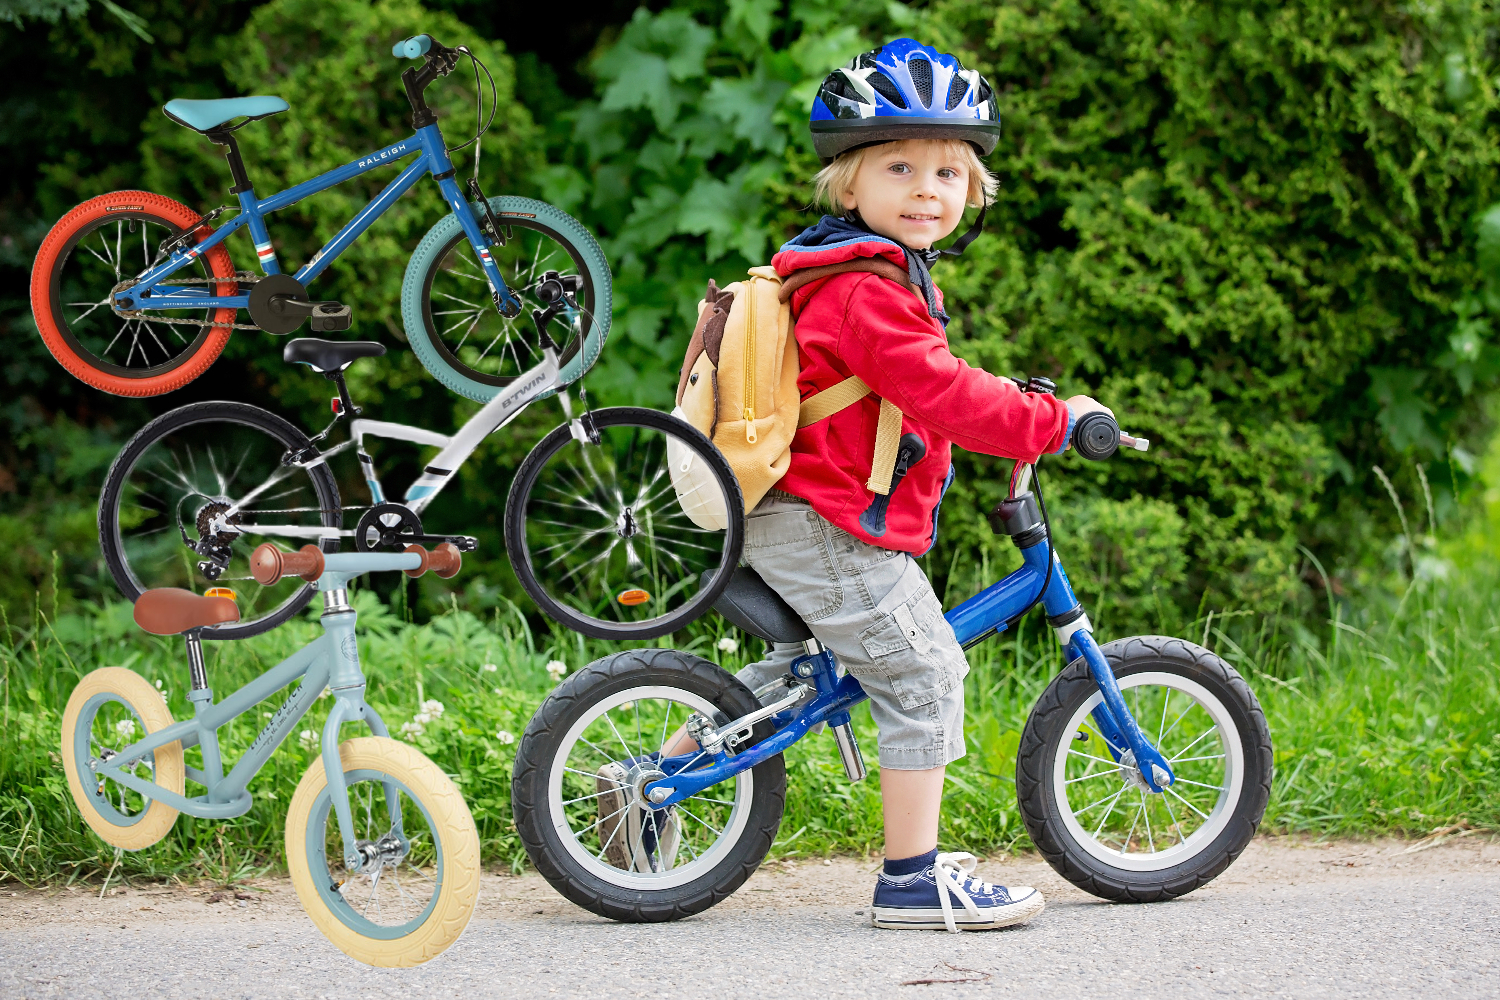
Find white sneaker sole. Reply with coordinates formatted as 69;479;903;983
871;890;1045;930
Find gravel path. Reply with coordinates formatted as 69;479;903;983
2;836;1497;999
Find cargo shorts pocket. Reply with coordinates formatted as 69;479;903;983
858;569;968;711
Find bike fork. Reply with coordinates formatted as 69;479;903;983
318;596;403;873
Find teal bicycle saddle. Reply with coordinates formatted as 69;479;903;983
162;96;289;133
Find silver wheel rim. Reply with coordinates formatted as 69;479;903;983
1052;670;1243;873
547;684;754;891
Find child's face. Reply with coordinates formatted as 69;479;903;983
840;141;970;249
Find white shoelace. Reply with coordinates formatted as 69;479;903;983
933;851;992;933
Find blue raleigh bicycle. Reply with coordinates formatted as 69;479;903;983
30;33;608;400
511;402;1273;918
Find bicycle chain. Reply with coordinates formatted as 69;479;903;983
111;272;264;331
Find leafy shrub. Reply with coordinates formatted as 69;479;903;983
544;0;1500;621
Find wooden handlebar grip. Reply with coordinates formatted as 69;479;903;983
250;543;324;585
428;541;462;579
401;542;462;579
403;544;429;578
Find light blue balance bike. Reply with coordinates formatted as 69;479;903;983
511;405;1274;920
61;542;480;967
30;32;608;400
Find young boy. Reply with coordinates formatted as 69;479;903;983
736;39;1112;931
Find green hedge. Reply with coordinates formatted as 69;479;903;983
3;0;1500;630
540;0;1500;631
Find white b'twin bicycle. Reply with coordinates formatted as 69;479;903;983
98;279;746;640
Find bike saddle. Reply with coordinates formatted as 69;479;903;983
284;338;386;373
711;566;814;644
162;96;289;133
133;588;241;636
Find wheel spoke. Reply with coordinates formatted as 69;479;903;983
1089;784;1129;838
1167;725;1219;763
1139;791;1155;852
1164;784;1213;821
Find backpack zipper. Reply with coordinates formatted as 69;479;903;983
743;279;758;444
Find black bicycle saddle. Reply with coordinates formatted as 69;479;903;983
711;565;814;644
283;338;386;373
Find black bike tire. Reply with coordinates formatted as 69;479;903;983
511;648;785;922
504;406;745;640
98;401;341;641
1016;635;1273;902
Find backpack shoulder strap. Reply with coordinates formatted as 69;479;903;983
777;258;915;303
797;375;870;428
781;259;918;501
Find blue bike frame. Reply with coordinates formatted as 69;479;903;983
644;503;1177;808
111;123;518;315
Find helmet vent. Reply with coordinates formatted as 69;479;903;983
945;74;970;111
867;71;908;110
908;58;933;107
976;78;996;117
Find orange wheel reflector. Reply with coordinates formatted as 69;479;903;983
616;589;651;607
205;587;238;601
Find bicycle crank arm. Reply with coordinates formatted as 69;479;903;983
1069;629;1176;792
408;534;476;551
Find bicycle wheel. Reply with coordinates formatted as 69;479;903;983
512;648;785;922
99;401;341;640
286;737;480;967
30;190;238;396
60;667;185;851
1016;636;1272;902
402;196;611;403
504;406;744;640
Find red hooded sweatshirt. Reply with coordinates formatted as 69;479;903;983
770;218;1072;554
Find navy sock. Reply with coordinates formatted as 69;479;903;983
883;848;937;877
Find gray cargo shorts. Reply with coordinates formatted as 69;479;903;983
733;493;968;770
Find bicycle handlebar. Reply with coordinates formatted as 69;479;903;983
392;34;434;59
250;542;462;585
1071;411;1151;461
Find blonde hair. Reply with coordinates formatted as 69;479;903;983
813;139;998;213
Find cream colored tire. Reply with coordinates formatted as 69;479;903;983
61;667;184;850
286;737;480;967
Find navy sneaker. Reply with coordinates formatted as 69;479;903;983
871;852;1044;932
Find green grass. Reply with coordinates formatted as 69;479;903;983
3;543;1499;887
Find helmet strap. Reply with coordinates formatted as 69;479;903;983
938;203;987;258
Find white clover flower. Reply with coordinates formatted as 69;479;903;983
481;663;498;673
154;679;163;690
412;712;432;726
717;636;738;654
545;659;568;682
114;718;136;739
399;720;425;739
495;729;515;745
298;730;318;749
420;699;445;718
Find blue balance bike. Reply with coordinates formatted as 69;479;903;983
30;33;608;400
511;409;1273;918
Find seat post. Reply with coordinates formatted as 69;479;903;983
326;369;359;418
184;630;209;693
205;130;253;195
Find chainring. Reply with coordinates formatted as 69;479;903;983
354;503;424;552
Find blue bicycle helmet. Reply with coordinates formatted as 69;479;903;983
810;38;1000;164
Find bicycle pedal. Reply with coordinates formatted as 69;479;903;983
310;302;352;332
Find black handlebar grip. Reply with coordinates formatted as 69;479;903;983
1072;411;1120;461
